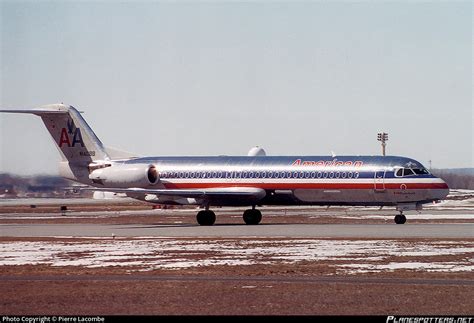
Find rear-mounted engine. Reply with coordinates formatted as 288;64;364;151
89;164;159;188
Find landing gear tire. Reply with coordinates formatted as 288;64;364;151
196;210;216;226
394;213;406;224
243;209;262;225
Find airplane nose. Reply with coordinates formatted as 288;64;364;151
435;178;449;200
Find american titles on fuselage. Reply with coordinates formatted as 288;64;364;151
292;159;364;167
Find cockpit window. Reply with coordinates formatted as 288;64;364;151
395;167;429;177
412;168;430;175
403;168;415;176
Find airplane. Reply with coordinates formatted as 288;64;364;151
0;103;449;225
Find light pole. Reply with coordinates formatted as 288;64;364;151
377;132;388;156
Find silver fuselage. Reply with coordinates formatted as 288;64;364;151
107;155;448;207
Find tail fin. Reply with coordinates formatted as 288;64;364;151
1;103;110;183
1;103;109;163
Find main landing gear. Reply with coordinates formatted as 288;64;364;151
196;209;216;226
243;207;262;225
196;206;262;226
394;211;407;224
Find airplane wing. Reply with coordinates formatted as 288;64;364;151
83;186;266;205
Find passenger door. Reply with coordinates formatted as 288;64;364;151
374;170;386;191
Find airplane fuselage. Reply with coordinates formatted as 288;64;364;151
119;155;448;207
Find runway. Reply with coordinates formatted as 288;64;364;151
1;222;472;238
2;274;473;286
2;202;473;315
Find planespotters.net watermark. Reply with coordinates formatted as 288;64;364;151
387;317;473;323
2;317;105;323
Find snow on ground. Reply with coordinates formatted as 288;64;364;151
340;262;474;274
426;189;474;210
446;189;474;195
338;214;474;220
0;239;472;274
425;199;474;210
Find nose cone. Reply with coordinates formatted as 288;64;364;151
433;177;449;200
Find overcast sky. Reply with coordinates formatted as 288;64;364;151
1;1;472;175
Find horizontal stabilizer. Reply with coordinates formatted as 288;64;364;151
0;109;68;115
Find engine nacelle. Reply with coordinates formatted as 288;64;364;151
89;164;159;188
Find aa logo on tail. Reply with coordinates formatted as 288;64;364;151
59;119;85;147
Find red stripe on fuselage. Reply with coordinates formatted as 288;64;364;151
162;182;449;190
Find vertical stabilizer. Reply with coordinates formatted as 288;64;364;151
1;103;109;183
